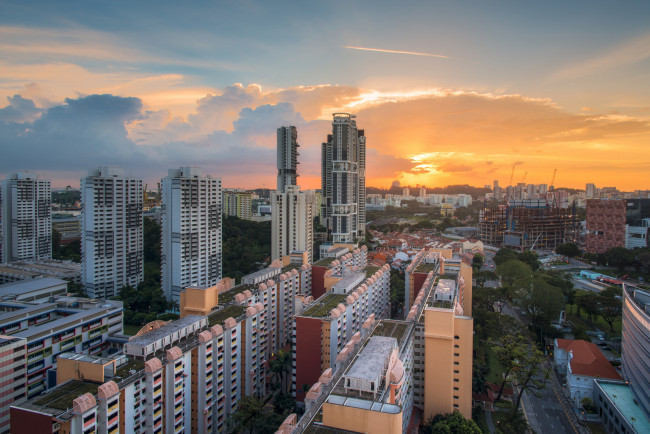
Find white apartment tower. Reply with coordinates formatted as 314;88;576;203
161;167;222;303
271;185;314;263
321;113;366;243
81;167;143;299
277;126;299;193
1;171;51;263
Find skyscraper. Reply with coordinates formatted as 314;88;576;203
161;167;222;303
81;167;143;299
277;126;299;193
271;185;314;263
1;171;51;263
321;113;366;243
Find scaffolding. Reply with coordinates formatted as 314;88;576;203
479;200;578;251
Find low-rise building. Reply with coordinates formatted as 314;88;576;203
554;339;621;410
0;260;81;285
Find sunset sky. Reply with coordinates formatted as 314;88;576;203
1;0;649;190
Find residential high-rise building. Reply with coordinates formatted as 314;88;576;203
586;183;597;199
277;126;299;193
272;186;314;263
223;189;252;220
161;167;222;303
585;199;626;254
1;172;51;263
81;167;143;299
321;113;366;243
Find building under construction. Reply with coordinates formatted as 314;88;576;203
479;199;578;250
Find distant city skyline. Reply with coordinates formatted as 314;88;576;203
1;1;649;190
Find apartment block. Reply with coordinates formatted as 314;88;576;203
1;172;51;263
288;320;414;434
404;248;449;314
311;245;367;299
585;199;627;253
271;185;314;263
161;167;222;303
321;113;366;243
277;126;299;193
292;263;391;401
222;189;252;220
81;167;143;299
0;259;81;285
0;335;26;431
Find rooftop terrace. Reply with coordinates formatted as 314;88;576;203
597;380;650;433
217;283;257;305
114;357;145;379
415;262;437;273
301;293;348;318
31;380;99;412
370;320;411;348
314;257;336;267
364;266;380;278
208;304;247;326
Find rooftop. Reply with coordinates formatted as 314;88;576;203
556;339;621;380
414;262;437;273
364;266;380;278
31;380;100;413
0;277;68;297
207;304;247;326
114;357;145;379
301;293;348;318
370;321;411;348
126;315;205;348
345;336;396;382
597;380;650;433
217;284;257;305
314;257;336;267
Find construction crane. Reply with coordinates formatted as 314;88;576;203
550;168;557;189
509;165;516;186
521;172;527;183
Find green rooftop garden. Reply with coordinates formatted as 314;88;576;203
217;284;257;305
314;257;336;266
32;380;100;411
302;293;348;318
415;262;437;273
208;304;247;326
280;263;300;274
364;266;380;278
115;358;145;379
440;273;457;280
371;320;410;345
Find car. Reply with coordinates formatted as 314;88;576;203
603;346;612;351
597;342;607;347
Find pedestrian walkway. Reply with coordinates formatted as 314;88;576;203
484;409;496;433
547;361;591;434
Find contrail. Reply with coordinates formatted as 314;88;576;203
342;45;449;59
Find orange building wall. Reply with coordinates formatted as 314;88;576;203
322;402;403;434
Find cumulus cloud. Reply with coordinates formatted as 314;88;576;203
2;84;650;190
0;95;42;123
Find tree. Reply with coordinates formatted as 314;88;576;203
539;270;575;305
519;250;541;271
515;277;565;328
422;411;482;434
596;294;622;332
143;217;161;264
489;334;529;401
269;349;292;393
575;290;599;326
229;395;263;434
493;248;519;266
472;254;484;272
556;242;581;258
509;344;551;416
389;269;405;318
605;247;636;272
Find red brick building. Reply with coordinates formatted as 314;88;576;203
585;199;626;253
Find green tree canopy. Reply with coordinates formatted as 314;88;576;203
556;242;581;258
423;411;482;434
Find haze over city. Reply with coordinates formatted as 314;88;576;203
1;0;650;190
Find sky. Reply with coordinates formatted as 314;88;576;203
1;0;649;191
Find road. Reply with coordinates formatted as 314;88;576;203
501;304;587;434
